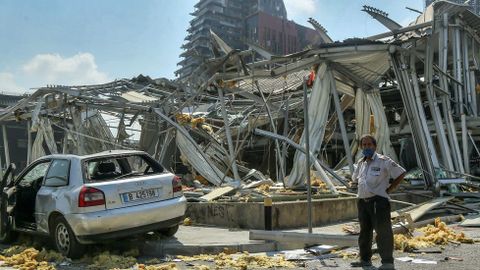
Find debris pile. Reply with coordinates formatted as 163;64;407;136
86;251;137;270
135;263;179;270
177;251;295;269
394;218;474;251
183;217;193;226
0;247;56;270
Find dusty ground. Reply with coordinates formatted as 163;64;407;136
305;224;480;270
0;224;479;269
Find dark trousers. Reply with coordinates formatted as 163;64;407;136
357;196;394;264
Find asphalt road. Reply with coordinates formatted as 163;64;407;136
306;224;480;270
0;223;479;269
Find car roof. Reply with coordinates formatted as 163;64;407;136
38;150;147;162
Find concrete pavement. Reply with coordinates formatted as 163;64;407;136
140;226;275;256
137;221;355;257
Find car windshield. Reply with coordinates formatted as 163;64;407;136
84;154;163;183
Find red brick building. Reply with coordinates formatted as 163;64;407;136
246;11;320;55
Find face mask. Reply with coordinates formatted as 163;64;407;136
362;148;375;158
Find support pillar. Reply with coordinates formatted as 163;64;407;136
218;87;241;181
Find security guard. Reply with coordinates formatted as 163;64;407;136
350;134;406;270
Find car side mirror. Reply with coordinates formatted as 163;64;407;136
44;177;67;187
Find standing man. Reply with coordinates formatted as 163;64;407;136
350;134;406;270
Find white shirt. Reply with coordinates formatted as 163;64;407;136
352;152;406;199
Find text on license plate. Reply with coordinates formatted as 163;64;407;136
121;188;160;202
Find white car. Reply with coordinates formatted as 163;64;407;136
0;150;186;258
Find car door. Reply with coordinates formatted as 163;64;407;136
15;160;52;228
35;159;71;234
1;160;51;233
0;164;16;241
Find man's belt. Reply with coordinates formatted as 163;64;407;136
359;195;381;202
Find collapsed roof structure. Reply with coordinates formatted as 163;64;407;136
1;1;480;196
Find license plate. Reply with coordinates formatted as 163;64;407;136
121;188;160;203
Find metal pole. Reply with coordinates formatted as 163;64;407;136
217;87;241;181
2;125;10;166
470;70;477;117
448;112;465;173
390;50;435;188
471;36;478;116
329;71;354;175
462;114;470;173
303;79;313;234
410;54;440;168
463;32;472;114
281;97;289;182
425;37;454;170
454;17;464;115
62;94;68;154
440;13;464;173
27;121;32;164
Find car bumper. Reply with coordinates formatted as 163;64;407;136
65;196;186;243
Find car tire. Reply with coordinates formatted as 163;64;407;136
52;216;85;259
157;224;179;237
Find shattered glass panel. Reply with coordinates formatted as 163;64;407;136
19;161;51;186
84;154;163;183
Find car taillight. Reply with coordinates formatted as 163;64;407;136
172;175;182;193
79;186;105;207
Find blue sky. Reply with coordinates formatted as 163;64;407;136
0;0;425;93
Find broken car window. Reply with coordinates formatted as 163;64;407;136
84;154;163;183
45;159;70;185
18;161;51;187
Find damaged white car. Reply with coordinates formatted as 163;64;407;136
0;150;186;258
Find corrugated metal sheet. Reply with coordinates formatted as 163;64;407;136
233;44;390;98
461;10;480;30
120;91;158;103
236;69;307;95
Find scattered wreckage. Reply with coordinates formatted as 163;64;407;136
0;1;479;266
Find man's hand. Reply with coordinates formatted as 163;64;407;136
386;172;406;194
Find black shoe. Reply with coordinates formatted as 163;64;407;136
378;263;395;270
351;261;372;267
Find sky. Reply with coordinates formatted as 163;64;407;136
0;0;425;94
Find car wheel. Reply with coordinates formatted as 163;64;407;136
52;216;85;259
157;224;179;237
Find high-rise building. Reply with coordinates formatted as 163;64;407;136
426;0;480;14
176;0;320;80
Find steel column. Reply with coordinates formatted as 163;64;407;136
27;121;32;165
329;71;355;175
410;54;440;168
217;87;241;181
462;114;470;173
303;80;312;234
390;49;436;188
425;37;454;171
2;125;10;166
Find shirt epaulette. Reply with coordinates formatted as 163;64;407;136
376;154;389;160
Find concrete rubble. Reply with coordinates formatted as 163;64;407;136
1;1;480;269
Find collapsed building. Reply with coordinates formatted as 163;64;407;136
1;1;480;228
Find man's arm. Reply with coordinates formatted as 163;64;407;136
386;172;406;194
